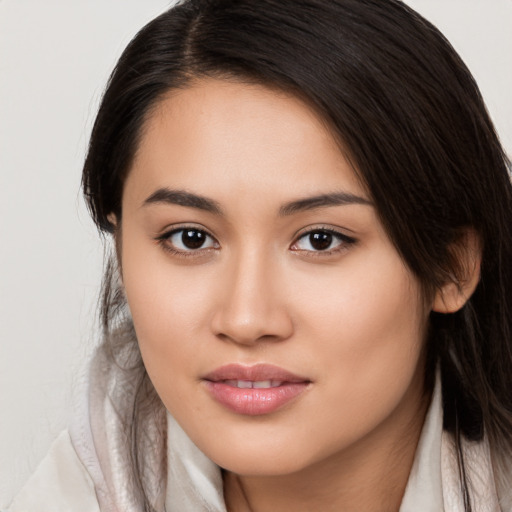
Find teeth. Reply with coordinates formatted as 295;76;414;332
253;380;274;389
224;380;283;389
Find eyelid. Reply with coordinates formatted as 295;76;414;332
155;221;211;235
292;223;356;238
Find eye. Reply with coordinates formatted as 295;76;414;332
291;229;355;253
158;227;218;252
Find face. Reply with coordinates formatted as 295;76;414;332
120;79;431;477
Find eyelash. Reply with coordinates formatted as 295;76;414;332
154;226;356;258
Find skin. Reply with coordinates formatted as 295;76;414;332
119;78;435;512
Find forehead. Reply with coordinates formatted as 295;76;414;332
126;78;367;206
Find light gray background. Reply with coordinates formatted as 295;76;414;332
1;0;511;506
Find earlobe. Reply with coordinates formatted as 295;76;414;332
433;281;475;314
432;229;482;314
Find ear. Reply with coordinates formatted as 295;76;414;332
432;229;482;314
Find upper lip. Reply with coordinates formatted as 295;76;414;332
203;364;310;383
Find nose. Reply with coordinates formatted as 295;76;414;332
210;250;294;346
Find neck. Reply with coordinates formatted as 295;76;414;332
224;386;430;512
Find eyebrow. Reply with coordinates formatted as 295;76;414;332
143;188;223;215
142;188;371;216
279;192;372;216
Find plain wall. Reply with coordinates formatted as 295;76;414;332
0;0;511;506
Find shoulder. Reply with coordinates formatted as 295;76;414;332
8;431;100;512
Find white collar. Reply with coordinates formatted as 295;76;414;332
399;377;444;511
166;413;225;511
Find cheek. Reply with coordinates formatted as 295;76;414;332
120;229;218;383
274;257;429;461
293;249;427;395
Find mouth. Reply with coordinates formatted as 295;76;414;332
203;364;311;416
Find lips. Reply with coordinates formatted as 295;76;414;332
203;364;310;416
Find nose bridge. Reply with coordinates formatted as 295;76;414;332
211;244;292;344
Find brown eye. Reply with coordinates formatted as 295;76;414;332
292;229;356;253
181;229;207;249
163;228;217;252
309;232;333;251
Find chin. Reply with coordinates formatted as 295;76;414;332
196;430;323;477
216;453;311;478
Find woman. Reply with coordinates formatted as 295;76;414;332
9;0;512;510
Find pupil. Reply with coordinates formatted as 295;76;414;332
182;230;205;249
310;232;332;251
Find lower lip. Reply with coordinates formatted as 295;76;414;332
204;381;309;415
